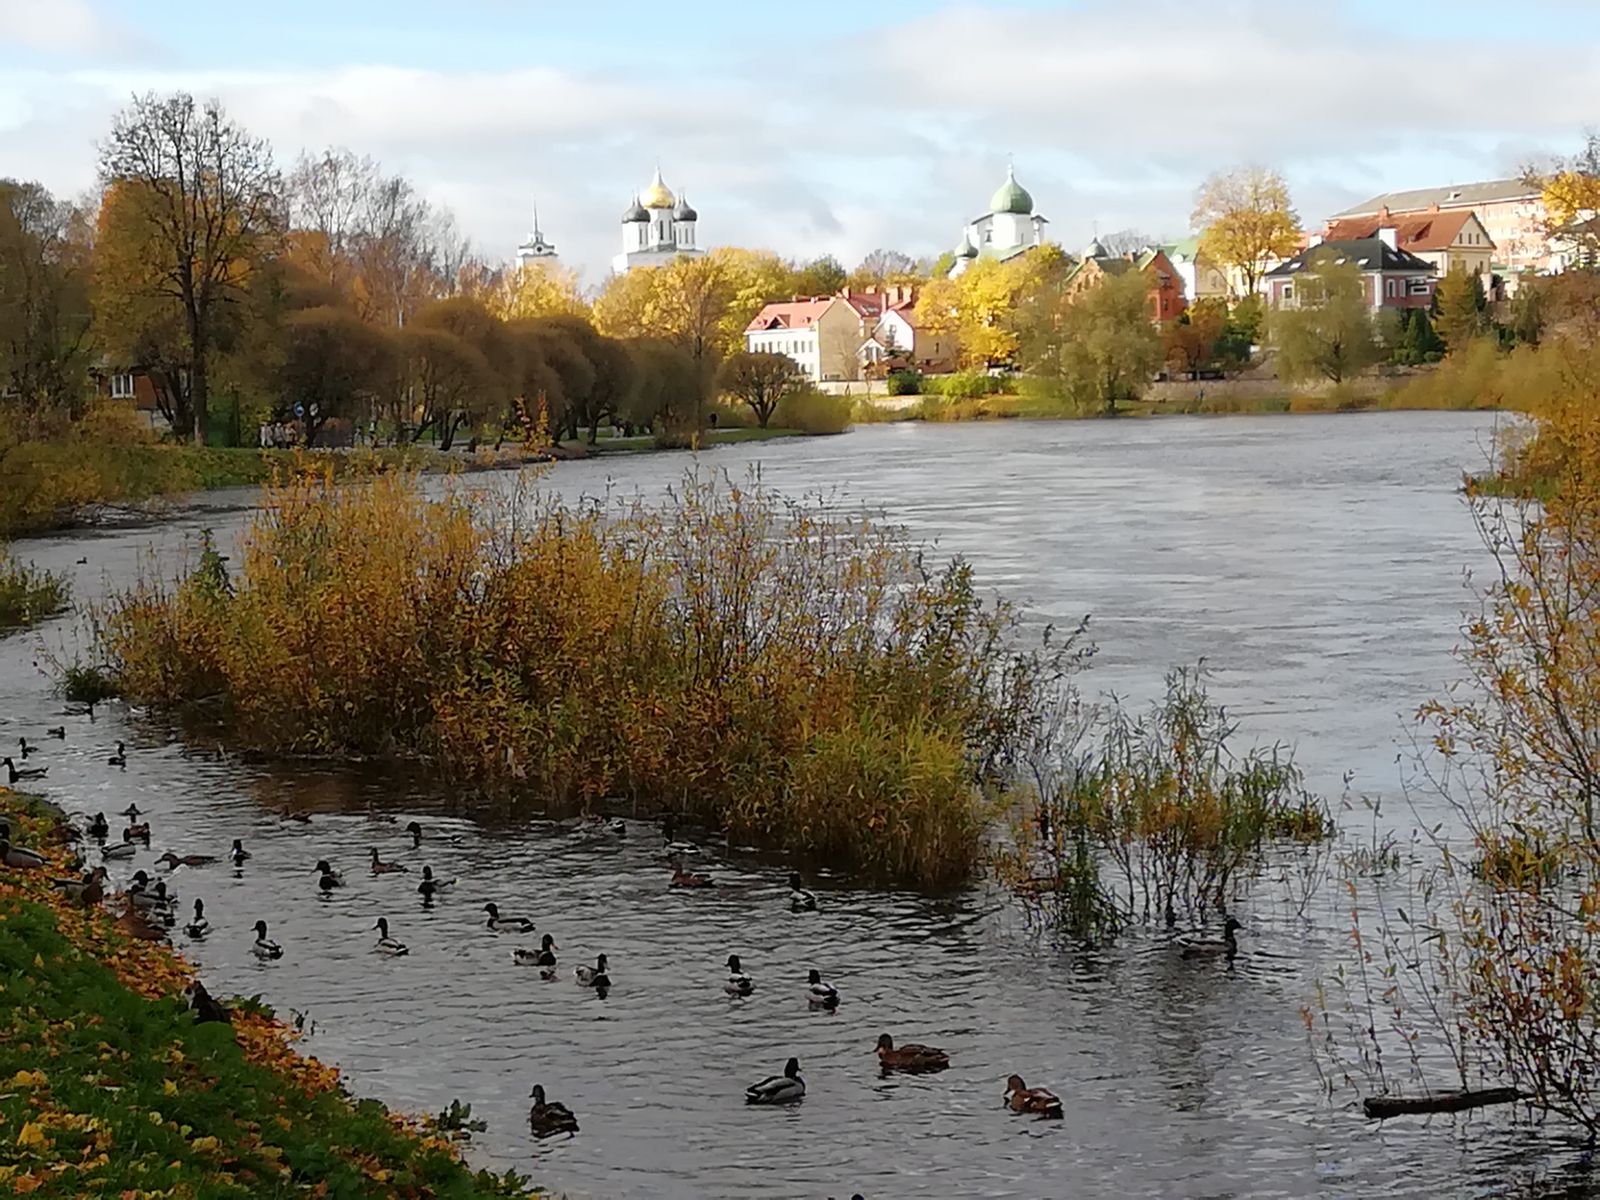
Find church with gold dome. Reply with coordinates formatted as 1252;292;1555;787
613;167;704;274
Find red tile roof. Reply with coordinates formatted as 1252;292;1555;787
1323;210;1489;253
745;298;835;332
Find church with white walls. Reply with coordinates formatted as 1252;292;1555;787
614;167;704;273
948;165;1049;276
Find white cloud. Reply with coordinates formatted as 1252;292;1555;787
0;0;124;55
0;0;1596;278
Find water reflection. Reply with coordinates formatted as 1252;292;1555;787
5;413;1588;1197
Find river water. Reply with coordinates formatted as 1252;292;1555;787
3;412;1581;1199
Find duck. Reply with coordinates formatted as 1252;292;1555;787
277;808;312;824
18;737;35;759
101;840;136;861
513;933;560;977
527;1084;579;1138
157;851;217;869
123;820;151;843
228;839;250;868
0;837;48;870
806;968;840;1011
875;1033;950;1074
1176;915;1243;960
365;802;397;825
661;816;700;858
120;804;143;819
117;906;166;941
373;917;409;956
186;981;231;1025
788;872;817;912
575;953;611;989
416;866;455;898
314;859;345;891
86;812;109;841
184;899;211;938
108;741;127;768
251;920;284;960
482;903;534;933
405;820;423;849
3;756;47;782
670;857;715;888
724;953;754;997
51;867;107;901
745;1057;805;1105
1004;1074;1064;1118
45;727;65;740
369;847;408;874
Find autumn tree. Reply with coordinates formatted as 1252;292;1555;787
1037;270;1163;415
1434;267;1489;352
276;306;397;446
1096;229;1157;257
399;325;496;450
921;246;1067;369
0;180;94;429
1536;133;1600;267
1270;260;1379;384
1192;167;1302;298
718;351;805;428
490;261;588;321
1162;298;1228;379
98;92;282;443
791;255;847;298
624;338;702;432
849;248;920;291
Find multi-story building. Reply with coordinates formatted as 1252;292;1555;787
744;287;950;382
1329;179;1551;274
1261;232;1437;311
1323;208;1494;279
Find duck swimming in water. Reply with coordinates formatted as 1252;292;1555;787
806;969;840;1011
373;917;409;956
1004;1073;1064;1118
228;839;250;868
1176;915;1243;960
184;899;211;938
108;741;126;768
875;1033;950;1074
528;1084;579;1138
369;847;408;874
2;756;46;783
416;865;455;898
788;872;817;911
251;920;283;960
314;860;345;892
513;933;560;977
669;857;715;888
745;1057;805;1105
157;851;218;869
86;812;109;841
45;726;64;740
101;840;136;861
724;953;754;997
482;902;534;932
575;953;610;989
18;736;35;759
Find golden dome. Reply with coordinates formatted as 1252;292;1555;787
640;167;675;209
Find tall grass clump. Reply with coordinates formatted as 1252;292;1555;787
772;388;852;434
997;664;1332;940
0;549;69;632
95;470;1075;887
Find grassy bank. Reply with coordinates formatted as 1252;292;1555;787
0;789;535;1199
94;470;1070;889
0;550;69;633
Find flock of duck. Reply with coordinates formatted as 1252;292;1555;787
2;728;1247;1158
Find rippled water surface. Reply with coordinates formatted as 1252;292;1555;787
7;413;1586;1198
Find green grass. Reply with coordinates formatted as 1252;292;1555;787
0;794;537;1198
0;551;69;633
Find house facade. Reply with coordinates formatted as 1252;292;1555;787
1160;237;1231;303
745;286;950;381
1323;208;1494;278
1063;242;1187;322
1330;179;1551;274
1262;233;1437;311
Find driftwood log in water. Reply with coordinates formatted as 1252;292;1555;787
1362;1087;1521;1119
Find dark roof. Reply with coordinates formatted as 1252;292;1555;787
1265;238;1436;277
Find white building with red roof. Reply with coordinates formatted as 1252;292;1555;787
745;286;947;382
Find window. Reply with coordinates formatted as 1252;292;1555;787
110;373;135;399
1281;283;1293;303
1408;278;1431;296
1385;279;1399;298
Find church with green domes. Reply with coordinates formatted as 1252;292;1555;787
948;165;1050;277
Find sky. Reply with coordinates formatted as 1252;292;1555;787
3;0;1599;283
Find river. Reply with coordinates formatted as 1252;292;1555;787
4;412;1578;1199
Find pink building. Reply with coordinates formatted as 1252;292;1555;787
1262;233;1437;311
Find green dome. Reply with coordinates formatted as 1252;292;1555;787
989;166;1033;215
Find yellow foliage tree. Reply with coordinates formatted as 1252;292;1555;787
917;245;1066;369
593;249;754;365
1192;166;1302;298
488;262;589;322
